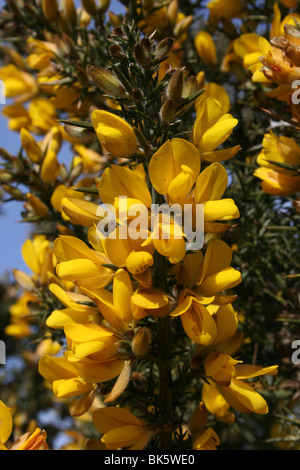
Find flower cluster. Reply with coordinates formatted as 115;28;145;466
1;0;296;452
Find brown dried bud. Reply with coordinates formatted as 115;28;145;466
182;76;200;99
132;327;152;357
131;88;144;102
141;37;152;53
133;43;151;68
63;124;96;144
112;26;125;37
155;37;174;61
167;68;184;103
108;44;126;61
160;98;176;123
86;65;126;97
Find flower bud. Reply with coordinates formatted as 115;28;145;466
0;170;14;183
42;0;59;22
132;327;152;357
61;0;77;27
99;0;110;12
87;65;126;97
2;184;23;199
108;44;126;61
63;123;96;144
195;31;217;67
81;0;98;16
131;88;144;102
167;68;184;103
167;0;179;27
27;193;49;218
182;76;199;99
20;128;43;163
133;43;151;68
173;15;193;39
108;11;123;27
155;37;174;61
141;37;152;53
160;98;176;122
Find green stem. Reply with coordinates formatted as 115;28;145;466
157;314;173;450
151;187;173;450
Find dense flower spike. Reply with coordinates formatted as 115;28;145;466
0;0;291;452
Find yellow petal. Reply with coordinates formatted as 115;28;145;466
93;407;142;434
218;379;269;415
61;197;100;227
194;162;228;203
181;304;217;346
0;401;13;445
99;164;152;207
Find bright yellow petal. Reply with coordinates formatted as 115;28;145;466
0;401;13;445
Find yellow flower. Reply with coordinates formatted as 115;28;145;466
174;239;240;298
193;95;240;162
60;197;102;227
149;138;201;204
202;381;235;423
20;128;43;163
64;322;122;366
254;167;300;196
54;235;114;290
192;162;240;224
233;33;267;76
254;133;300;195
5;291;37;338
79;268;137;332
91;407;155;450
194;31;217;67
72;144;106;174
192;427;220;450
99;163;152;207
0;401;13;449
196;82;231;114
170;295;218;346
26;37;58;71
91;110;139;158
3;98;58;134
21;235;56;285
39;354;96;398
0;401;48;450
207;0;246;21
204;351;278;414
257;132;300;175
40;149;61;184
46;283;100;329
0;64;38;102
195;239;242;298
189;402;220;450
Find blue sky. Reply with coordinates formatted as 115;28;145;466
0;0;123;278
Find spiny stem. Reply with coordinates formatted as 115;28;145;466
151;187;173;449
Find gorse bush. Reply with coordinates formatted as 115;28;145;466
0;0;299;451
